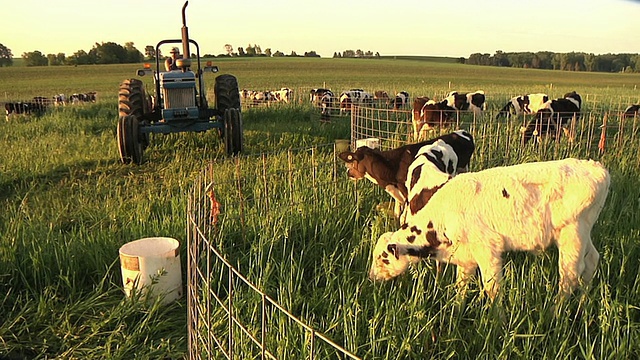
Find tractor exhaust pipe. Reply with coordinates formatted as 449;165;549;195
181;1;190;59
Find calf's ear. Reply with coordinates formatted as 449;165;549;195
338;151;355;162
387;243;399;259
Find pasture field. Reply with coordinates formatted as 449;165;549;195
1;58;640;359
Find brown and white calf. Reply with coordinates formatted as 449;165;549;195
373;90;391;107
412;97;457;141
338;130;474;218
369;158;610;301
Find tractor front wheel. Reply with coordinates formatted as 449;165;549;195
119;78;150;148
215;74;241;113
117;115;144;164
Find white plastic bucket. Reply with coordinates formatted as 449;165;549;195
119;237;182;305
355;137;379;149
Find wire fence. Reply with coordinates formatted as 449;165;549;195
187;146;367;360
187;104;640;359
348;105;640;169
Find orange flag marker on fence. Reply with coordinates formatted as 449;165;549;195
598;113;608;154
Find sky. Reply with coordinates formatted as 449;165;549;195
2;0;639;59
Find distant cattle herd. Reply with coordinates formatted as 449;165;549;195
6;87;639;146
4;92;97;121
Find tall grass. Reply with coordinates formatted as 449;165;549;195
1;59;639;358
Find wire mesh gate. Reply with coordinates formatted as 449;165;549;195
187;145;364;359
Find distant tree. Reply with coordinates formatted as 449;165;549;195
289;51;298;57
66;50;93;65
224;44;234;56
56;53;65;65
91;42;126;64
47;53;66;66
264;48;272;57
457;57;465;64
237;47;245;56
255;45;262;55
375;52;380;58
342;50;355;58
355;49;364;58
145;45;157;60
493;50;510;67
0;43;13;67
124;42;143;63
273;50;284;57
304;51;320;58
245;44;256;56
22;51;48;66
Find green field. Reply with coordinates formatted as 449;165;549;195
1;58;640;359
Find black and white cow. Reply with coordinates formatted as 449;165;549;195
310;88;334;105
339;90;373;115
391;91;410;110
4;98;49;121
521;91;582;144
443;90;486;116
496;93;549;119
338;130;475;218
69;92;97;104
272;87;293;103
623;104;640;118
53;94;67;106
320;92;333;122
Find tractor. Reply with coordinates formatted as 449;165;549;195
117;1;242;164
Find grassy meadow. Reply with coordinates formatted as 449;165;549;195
1;58;640;359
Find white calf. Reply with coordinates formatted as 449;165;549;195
369;158;610;300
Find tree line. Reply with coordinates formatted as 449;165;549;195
0;42;144;67
2;41;637;73
465;50;640;73
0;42;384;67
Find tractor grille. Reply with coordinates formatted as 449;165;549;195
163;88;196;108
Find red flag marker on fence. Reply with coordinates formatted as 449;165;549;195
598;113;608;154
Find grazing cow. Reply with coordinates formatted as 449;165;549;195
4;98;49;121
272;87;293;103
69;92;97;104
310;88;334;105
240;89;254;104
5;102;30;121
412;98;457;141
373;90;391;107
496;93;549;119
521;91;582;144
339;90;373;115
369;158;610;302
320;92;333;122
53;94;67;106
391;91;410;110
338;130;474;218
443;90;486;116
623;104;640;118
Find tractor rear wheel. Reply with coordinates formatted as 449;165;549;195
223;108;243;156
215;74;241;113
117;115;144;164
119;78;150;148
